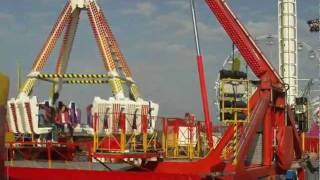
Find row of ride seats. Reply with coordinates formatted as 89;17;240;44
7;95;52;135
7;94;93;136
90;96;159;135
7;95;159;136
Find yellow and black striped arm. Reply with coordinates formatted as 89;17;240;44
63;80;110;84
35;73;111;79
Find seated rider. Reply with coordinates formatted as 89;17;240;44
55;102;73;137
38;101;54;127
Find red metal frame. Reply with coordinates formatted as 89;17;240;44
205;0;282;84
4;0;310;179
6;141;82;161
152;0;303;178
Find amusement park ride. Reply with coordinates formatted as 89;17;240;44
2;0;319;179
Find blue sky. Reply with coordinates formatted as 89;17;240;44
0;0;319;121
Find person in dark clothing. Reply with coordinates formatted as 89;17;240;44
38;101;53;127
55;103;74;139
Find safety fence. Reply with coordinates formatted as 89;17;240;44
5;141;93;168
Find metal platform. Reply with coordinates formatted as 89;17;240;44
5;160;131;171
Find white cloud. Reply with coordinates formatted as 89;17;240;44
165;1;189;10
246;20;277;37
121;2;156;16
151;11;227;43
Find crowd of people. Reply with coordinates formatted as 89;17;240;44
38;101;81;141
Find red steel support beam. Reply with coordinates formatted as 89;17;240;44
196;55;213;148
20;2;72;95
87;2;116;72
154;97;268;174
237;95;270;168
154;124;234;174
263;107;273;166
98;10;132;78
205;0;283;85
287;108;302;159
32;2;72;72
55;9;80;74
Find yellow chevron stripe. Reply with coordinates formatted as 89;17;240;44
37;74;112;79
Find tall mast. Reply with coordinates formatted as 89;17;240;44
278;0;298;105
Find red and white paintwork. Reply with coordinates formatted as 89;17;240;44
4;0;318;180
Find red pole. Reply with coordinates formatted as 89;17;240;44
142;114;147;134
196;55;213;148
163;118;168;135
47;142;52;162
297;168;306;180
190;0;213;148
88;143;92;162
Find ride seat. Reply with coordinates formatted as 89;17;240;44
7;99;20;133
16;95;52;135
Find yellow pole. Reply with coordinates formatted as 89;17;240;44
0;73;9;105
93;134;96;152
197;134;201;157
131;133;136;151
120;132;125;153
162;132;167;157
31;134;35;143
17;64;22;93
189;127;194;160
143;132;147;153
189;138;193;159
173;131;178;158
153;132;157;150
